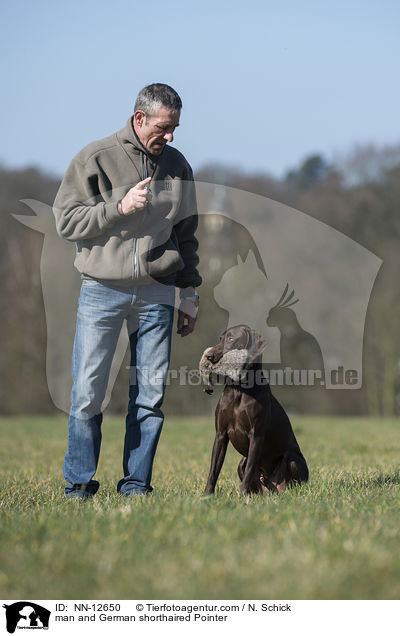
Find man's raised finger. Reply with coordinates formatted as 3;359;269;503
136;177;152;190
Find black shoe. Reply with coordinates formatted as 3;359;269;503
65;480;99;500
117;478;153;497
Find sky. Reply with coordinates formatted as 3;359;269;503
1;0;399;179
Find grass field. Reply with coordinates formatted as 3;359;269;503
0;414;399;600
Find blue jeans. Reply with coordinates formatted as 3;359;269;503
63;279;175;497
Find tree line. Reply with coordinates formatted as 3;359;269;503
1;143;399;416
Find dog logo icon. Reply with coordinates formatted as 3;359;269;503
2;602;51;633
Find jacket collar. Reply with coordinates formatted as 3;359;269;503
117;116;159;169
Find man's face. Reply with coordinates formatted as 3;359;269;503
134;106;180;156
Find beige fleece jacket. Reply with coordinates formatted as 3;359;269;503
53;117;201;290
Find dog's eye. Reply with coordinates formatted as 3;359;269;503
226;335;233;341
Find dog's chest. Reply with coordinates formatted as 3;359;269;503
219;390;251;456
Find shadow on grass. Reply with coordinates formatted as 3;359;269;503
333;470;400;490
372;472;400;486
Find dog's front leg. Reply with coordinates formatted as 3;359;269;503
241;434;265;495
204;431;229;495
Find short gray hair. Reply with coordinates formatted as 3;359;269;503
134;83;182;117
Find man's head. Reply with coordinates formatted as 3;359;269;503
133;83;182;156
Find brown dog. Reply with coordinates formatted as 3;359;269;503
203;325;309;495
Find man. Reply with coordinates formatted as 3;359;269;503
53;83;201;499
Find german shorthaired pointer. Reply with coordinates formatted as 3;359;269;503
202;324;309;496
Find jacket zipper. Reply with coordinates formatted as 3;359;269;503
132;154;156;280
132;155;148;281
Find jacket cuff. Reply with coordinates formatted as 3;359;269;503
179;286;196;299
103;201;123;226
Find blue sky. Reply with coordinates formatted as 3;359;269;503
1;0;399;178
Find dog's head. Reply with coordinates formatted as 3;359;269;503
206;324;268;365
199;325;268;393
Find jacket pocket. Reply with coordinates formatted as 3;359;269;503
141;235;184;278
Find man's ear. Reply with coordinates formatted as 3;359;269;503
134;110;146;127
248;329;268;360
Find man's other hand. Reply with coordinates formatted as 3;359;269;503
177;299;198;337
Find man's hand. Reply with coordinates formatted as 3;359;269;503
120;177;152;215
177;299;198;337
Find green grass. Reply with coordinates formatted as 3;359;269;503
0;414;399;599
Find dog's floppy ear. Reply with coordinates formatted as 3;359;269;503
247;329;268;360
